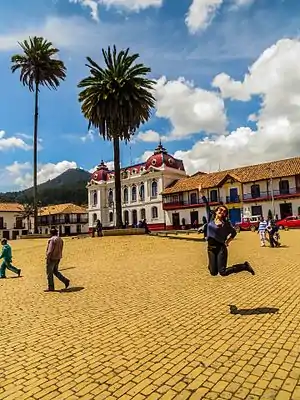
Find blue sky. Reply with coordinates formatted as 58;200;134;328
0;0;300;191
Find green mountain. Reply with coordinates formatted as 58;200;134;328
0;168;91;206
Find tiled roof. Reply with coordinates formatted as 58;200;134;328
163;156;300;194
39;203;87;216
0;203;24;212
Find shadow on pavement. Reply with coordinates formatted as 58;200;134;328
229;305;279;315
6;276;23;279
59;286;85;293
154;235;205;242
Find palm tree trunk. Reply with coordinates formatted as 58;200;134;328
33;82;39;234
113;136;123;228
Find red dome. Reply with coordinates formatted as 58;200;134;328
91;161;109;182
145;142;184;171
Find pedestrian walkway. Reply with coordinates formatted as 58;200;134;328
0;231;299;399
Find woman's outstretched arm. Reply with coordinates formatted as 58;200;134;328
199;184;211;222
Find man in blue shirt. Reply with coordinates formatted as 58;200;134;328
0;239;21;278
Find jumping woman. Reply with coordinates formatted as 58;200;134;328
199;185;255;276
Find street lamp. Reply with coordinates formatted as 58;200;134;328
269;168;275;217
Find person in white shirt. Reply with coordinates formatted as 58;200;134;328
258;216;268;247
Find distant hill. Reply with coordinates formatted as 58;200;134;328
0;168;92;206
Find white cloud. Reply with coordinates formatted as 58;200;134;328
0;130;31;151
80;129;95;142
154;76;227;140
171;38;300;174
0;16;101;52
185;0;223;34
137;130;162;143
136;151;153;163
100;0;163;10
231;0;255;6
89;160;114;172
70;0;99;21
5;161;31;175
212;38;300;134
6;160;78;189
185;0;255;33
69;0;163;21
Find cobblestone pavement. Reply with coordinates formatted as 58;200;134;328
0;231;300;400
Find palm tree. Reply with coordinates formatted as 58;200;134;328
78;46;155;228
11;36;67;233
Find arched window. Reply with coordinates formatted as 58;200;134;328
152;206;158;219
139;183;145;201
93;213;97;223
124;210;129;225
93;190;97;206
109;212;113;223
123;187;128;203
151;180;158;198
140;208;146;220
131;185;137;202
108;189;113;205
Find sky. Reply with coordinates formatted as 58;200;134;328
1;0;300;191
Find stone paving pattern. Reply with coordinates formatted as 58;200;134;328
0;231;300;399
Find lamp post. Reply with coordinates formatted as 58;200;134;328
269;168;275;218
161;172;167;230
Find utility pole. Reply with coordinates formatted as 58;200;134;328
270;168;275;217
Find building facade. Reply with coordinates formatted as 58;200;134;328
87;143;186;230
0;203;29;240
162;157;300;228
38;203;89;235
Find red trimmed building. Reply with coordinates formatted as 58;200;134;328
87;143;186;230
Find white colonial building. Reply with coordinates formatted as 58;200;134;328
88;146;300;231
162;156;300;228
87;143;186;230
38;203;89;235
0;203;29;240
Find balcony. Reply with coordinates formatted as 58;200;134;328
243;187;300;202
163;197;221;210
79;218;89;224
0;223;7;230
38;217;89;226
38;219;64;226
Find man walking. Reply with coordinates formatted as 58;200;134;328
45;227;70;292
0;238;21;278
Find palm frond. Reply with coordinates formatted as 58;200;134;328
78;45;155;141
11;36;67;91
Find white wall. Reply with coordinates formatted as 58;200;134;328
87;167;185;228
0;211;30;239
243;198;300;219
243;176;296;197
165;207;208;227
39;223;89;235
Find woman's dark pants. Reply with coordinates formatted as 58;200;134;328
207;238;247;276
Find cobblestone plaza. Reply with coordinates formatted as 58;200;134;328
0;231;299;400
